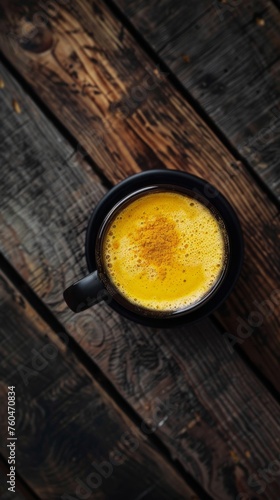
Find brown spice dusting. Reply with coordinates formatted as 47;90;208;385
12;99;21;114
245;450;251;459
0;78;5;89
134;215;179;277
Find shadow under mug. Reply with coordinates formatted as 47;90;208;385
63;169;244;327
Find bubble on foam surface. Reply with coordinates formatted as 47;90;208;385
103;191;226;312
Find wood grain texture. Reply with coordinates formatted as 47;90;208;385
1;63;280;499
0;0;279;392
0;270;195;500
114;0;280;199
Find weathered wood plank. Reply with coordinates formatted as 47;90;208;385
0;270;195;500
0;61;280;499
114;0;280;199
0;0;279;393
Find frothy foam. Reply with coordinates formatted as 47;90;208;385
102;191;226;312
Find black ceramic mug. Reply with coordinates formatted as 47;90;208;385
63;169;243;327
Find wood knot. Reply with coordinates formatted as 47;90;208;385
17;21;53;53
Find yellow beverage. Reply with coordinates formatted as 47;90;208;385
102;191;226;312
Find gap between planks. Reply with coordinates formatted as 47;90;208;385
0;253;213;500
0;51;112;193
1;4;280;214
0;12;279;407
103;0;280;211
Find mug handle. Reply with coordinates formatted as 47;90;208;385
63;271;106;313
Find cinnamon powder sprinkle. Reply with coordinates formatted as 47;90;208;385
136;216;179;267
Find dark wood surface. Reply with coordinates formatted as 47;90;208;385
1;60;280;499
0;0;279;393
0;270;195;500
0;0;279;499
114;0;280;199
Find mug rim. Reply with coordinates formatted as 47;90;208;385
85;169;244;327
94;184;230;318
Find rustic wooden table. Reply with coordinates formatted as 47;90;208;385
0;1;279;499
